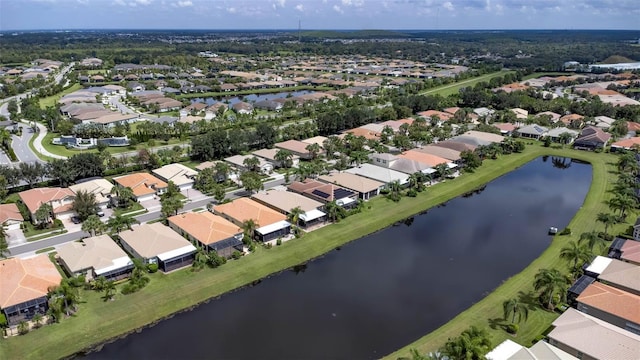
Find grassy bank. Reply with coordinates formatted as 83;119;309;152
386;146;632;359
38;83;82;109
0;144;622;359
420;71;514;97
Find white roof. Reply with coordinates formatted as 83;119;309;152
152;163;197;187
508;341;578;360
94;256;133;276
69;179;114;204
118;223;195;259
57;235;132;275
157;244;197;261
585;255;612;275
486;340;524;360
547;127;579;137
299;209;326;222
336;197;356;207
256;220;291;235
345;163;409;185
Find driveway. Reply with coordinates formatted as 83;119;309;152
140;198;162;212
6;228;26;247
183;188;207;202
62;218;83;233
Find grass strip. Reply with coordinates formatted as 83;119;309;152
0;144;626;359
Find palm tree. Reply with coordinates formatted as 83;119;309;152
349;150;369;167
502;297;529;324
608;194;635;219
243;156;260;172
560;241;592;279
442;326;492;360
408;172;425;192
81;214;105;237
596;212;618;238
386;180;402;202
242;219;258;240
192;247;208;272
579;231;606;251
288;206;305;228
558;132;573;147
325;200;344;223
31;313;44;328
102;280;116;301
214;161;231;183
107;214;139;233
534;268;569;310
35;202;53;228
274;149;294;168
160;195;183;218
110;186;134;209
305;143;321;160
435;163;452;179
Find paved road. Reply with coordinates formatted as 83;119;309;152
12;125;43;163
28;121;67;159
9;176;286;257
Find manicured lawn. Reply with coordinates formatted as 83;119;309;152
0;144;629;359
38;83;82;109
112;202;145;216
23;221;65;239
420;71;515;97
385;146;635;359
522;72;574;80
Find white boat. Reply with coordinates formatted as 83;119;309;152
549;227;558;234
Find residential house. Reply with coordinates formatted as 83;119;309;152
473;107;496;119
345;163;410;187
583;256;640;296
462;131;504;144
560;114;585;128
492;123;517;136
152;163;198;191
397;150;451;168
417;110;453;124
69;178;114;209
301;136;329;148
510;107;529;120
18;187;76;223
212;198;290;242
573;126;611;150
252;148;300;169
232;101;253;114
432;140;477;152
610;137;640;152
288;179;358;208
56;235;134;281
415;145;462;162
547;308;640;360
516;124;549;140
547;127;579;144
486;339;577;360
251;190;326;228
113;172;168;202
0;255;62;325
254;100;283;111
318;172;384;200
118;223;197;272
83;113;140;129
575;282;640;334
594;115;616;129
536;111;561;123
274;139;316;160
168;212;243;258
608;237;640;266
369;152;436;177
0;203;24;230
225;154;273;174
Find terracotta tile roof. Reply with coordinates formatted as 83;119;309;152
397;150;449;167
611;137;640;149
168;212;242;246
443;107;461;115
344;127;380;140
288;179;356;202
493;123;518;132
0;203;24;223
18;187;75;214
417;110;453;121
318;172;384;194
628;122;640;132
0;255;62;308
576;282;640;324
113;172;168;198
213;198;287;227
274;140;312;155
621;240;640;264
559;114;584;126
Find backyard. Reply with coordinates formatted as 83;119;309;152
0;144;633;360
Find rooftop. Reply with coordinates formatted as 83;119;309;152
576;282;640;324
318;172;384;194
0;203;24;224
214;198;287;227
57;235;132;275
118;223;196;259
397;150;449;167
345;163;409;185
18;187;75;214
168;212;242;246
152;163;197;187
0;255;62;308
252;189;324;213
113;172;168;198
69;179;114;205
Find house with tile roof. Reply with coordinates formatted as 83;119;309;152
213;198;290;242
118;223;196;272
318;172;384;200
609;237;640;266
0;203;24;230
516;124;549;140
610;137;640;152
18;187;76;223
168;212;244;258
56;235;134;281
486;339;577;360
0;255;62;325
274;139;316;159
547;308;640;360
397;150;451;168
69;178;114;209
573;126;611;150
152;163;198;191
251;190;326;228
113;172;168;202
588;256;640;296
576;282;640;333
288;179;358;208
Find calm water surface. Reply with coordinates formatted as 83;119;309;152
191;90;315;105
87;157;591;360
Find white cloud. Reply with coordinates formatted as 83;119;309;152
333;5;343;13
226;7;236;13
174;0;192;7
113;0;126;6
276;0;286;7
442;1;453;11
136;0;152;4
342;0;364;7
295;3;303;11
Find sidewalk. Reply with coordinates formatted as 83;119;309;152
22;120;67;160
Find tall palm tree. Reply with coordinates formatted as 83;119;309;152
560;241;592;279
325;201;344;223
242;219;258;240
102;280;116;301
81;214;105;237
243;156;260;172
214;161;231;183
35;202;54;227
534;268;569;310
596;212;618;238
579;231;606;251
288;206;305;228
274;149;294;169
305;143;322;160
502;297;529;324
442;326;492;360
608;194;635;219
386;180;402;202
110;186;134;209
107;214;139;234
435;163;452;179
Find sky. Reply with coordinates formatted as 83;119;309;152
1;0;639;31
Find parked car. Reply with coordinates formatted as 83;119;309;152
71;216;81;224
97;210;105;217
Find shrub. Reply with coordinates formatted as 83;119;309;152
0;314;7;328
231;251;242;260
147;139;156;147
406;189;418;197
276;238;282;246
559;227;571;235
53;219;63;228
248;243;256;252
506;324;519;334
147;263;158;273
264;243;273;249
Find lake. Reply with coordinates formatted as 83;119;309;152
85;156;592;360
191;90;316;106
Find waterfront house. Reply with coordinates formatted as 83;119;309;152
0;255;62;325
547;308;640;360
18;187;76;223
610;137;640;152
113;172;168;202
213;198;290;242
575;282;640;333
318;172;384;200
486;339;577;360
547;127;579;144
288;179;358;208
118;223;197;272
369;153;437;177
168;212;243;258
573;126;611;150
0;203;24;230
516;124;548;140
397;150;452;169
608;237;640;266
251;190;326;228
345;163;410;187
152;163;198;191
415;145;462;162
584;256;640;296
69;178;114;209
56;235;134;281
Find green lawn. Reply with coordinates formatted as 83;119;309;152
38;83;82;109
112;202;145;216
522;72;574;80
176;85;333;99
420;71;515;97
385;146;634;359
0;144;629;359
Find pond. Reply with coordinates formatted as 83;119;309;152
85;156;592;360
191;90;316;106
